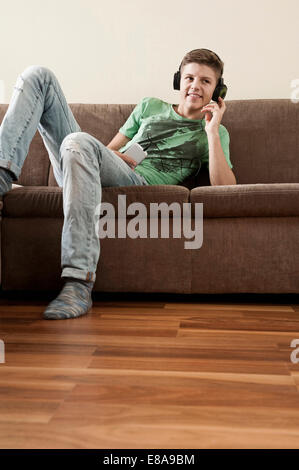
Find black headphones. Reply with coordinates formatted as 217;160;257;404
173;48;228;102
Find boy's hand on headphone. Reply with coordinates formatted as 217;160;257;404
201;96;226;135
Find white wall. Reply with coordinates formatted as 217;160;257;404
0;0;298;104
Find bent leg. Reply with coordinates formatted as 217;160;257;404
59;131;148;282
0;65;81;187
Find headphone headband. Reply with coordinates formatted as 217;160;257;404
178;48;223;76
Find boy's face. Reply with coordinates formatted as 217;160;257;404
179;62;218;112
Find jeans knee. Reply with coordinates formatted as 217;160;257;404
21;65;55;85
60;133;89;169
61;132;84;152
60;132;100;172
60;133;80;156
60;132;99;153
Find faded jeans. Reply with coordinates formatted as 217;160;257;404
0;65;148;282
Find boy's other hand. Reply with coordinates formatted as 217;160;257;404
110;149;138;170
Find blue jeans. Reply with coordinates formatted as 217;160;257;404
0;65;148;282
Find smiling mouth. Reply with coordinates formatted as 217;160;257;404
187;94;202;98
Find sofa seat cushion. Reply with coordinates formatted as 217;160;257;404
2;185;189;218
190;183;299;217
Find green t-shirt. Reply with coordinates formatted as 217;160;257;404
119;97;232;185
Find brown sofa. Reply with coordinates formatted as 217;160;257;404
1;99;299;293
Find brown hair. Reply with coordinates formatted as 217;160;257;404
180;49;224;83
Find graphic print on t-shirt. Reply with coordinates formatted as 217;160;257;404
135;117;205;175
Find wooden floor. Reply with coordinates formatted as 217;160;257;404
1;291;299;449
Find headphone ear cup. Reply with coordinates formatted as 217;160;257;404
219;84;227;99
173;71;180;90
212;83;227;101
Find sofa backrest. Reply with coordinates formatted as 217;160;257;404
221;99;299;184
0;99;298;187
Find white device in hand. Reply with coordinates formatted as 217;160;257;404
124;143;147;164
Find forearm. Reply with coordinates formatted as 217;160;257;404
206;131;237;186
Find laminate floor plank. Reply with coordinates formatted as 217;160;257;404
1;295;299;448
1;421;299;449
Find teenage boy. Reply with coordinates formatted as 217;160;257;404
0;48;236;320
